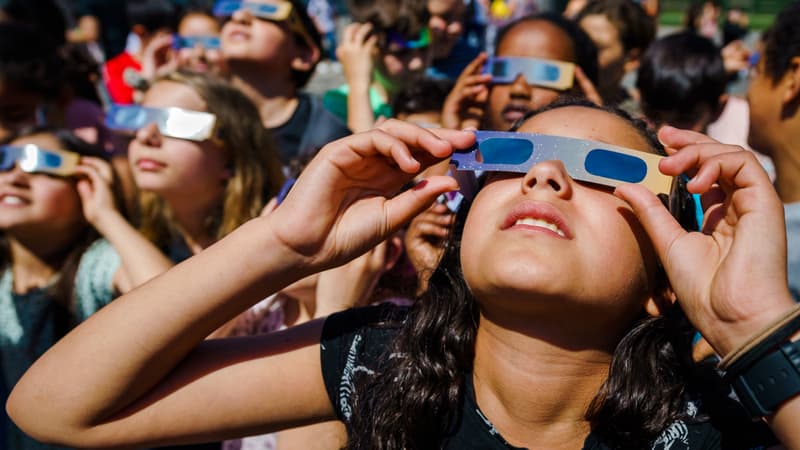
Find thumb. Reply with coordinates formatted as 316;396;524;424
75;178;93;202
614;183;687;265
384;175;459;230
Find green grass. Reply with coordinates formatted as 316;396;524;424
658;10;777;29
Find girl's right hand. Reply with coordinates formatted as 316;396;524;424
267;120;474;272
441;53;492;130
74;156;119;228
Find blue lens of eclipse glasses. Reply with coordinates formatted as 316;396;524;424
213;0;284;18
173;35;221;50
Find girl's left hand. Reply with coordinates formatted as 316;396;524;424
615;127;794;357
74;156;119;228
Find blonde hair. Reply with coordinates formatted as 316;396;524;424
137;71;284;251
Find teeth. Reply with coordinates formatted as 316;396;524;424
515;217;565;237
1;195;25;205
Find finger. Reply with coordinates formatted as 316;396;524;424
459;52;488;78
378;120;474;159
342;23;357;43
412;220;451;238
573;66;603;106
686;151;773;201
614;183;687;266
385;175;460;232
327;128;420;173
658;126;719;151
699;184;726;212
364;33;378;51
80;157;114;183
353;22;373;44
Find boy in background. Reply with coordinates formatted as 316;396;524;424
219;0;350;167
102;0;176;104
324;0;432;132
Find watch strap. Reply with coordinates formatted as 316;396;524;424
729;339;800;417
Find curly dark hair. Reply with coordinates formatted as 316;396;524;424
347;98;705;449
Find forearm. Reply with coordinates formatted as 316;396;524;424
346;83;376;133
7;216;310;436
93;210;174;292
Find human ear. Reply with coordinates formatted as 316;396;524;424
382;234;405;273
781;55;800;104
643;276;677;317
290;41;321;73
622;48;641;74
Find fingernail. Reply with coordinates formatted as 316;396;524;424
413;180;428;190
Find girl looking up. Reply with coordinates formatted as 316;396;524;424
1;129;172;450
8;100;800;449
116;71;284;259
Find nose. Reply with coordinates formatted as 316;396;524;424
0;163;30;187
135;123;162;147
231;7;252;24
509;73;532;100
521;160;572;198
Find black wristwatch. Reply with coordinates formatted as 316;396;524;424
728;339;800;417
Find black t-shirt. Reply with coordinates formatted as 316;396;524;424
320;305;778;450
269;92;351;168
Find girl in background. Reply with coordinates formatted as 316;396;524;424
1;128;172;450
115;70;284;260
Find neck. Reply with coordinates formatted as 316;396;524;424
230;69;299;128
471;311;615;449
7;234;75;293
770;139;800;203
164;195;221;254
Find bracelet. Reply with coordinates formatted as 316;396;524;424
718;302;800;372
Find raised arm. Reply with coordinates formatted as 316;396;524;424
616;126;800;447
74;156;174;293
7;122;473;448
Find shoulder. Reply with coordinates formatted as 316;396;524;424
320;303;409;421
74;239;121;317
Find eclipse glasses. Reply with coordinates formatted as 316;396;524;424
173;35;221;50
213;0;314;45
483;56;575;91
0;144;80;177
382;28;431;51
105;104;218;142
451;131;673;197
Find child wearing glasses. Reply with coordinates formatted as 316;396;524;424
323;0;433;133
216;0;351;168
8;96;799;449
139;6;228;83
111;70;284;261
0;128;173;450
441;13;601;131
